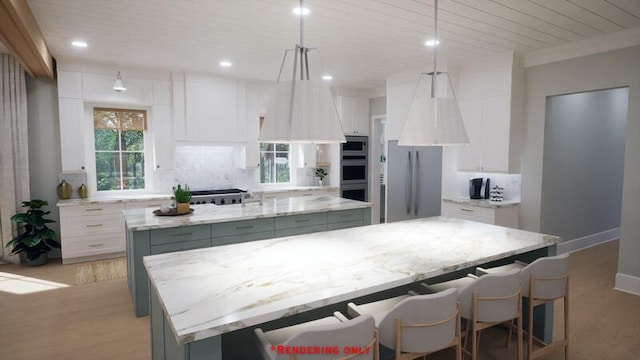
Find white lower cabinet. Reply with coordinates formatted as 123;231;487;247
59;203;126;264
59;198;170;264
441;201;519;228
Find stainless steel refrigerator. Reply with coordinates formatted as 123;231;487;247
386;141;442;222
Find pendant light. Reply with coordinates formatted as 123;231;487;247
398;0;469;146
259;0;345;144
113;71;127;92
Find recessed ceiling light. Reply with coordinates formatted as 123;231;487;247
322;75;333;81
293;7;310;16
71;40;88;48
425;39;440;47
219;61;232;67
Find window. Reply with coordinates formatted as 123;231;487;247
260;143;290;183
93;108;146;191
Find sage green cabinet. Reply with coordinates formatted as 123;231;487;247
127;207;371;317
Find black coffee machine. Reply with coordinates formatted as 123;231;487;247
469;178;491;199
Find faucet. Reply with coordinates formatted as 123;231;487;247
241;191;263;207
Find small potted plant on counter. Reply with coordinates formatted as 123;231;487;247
5;199;60;266
173;184;192;214
314;167;328;186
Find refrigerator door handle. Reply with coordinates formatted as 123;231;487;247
406;151;412;215
414;150;419;216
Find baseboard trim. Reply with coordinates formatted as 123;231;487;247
557;228;619;254
615;273;640;296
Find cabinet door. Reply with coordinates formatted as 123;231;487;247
457;100;482;171
336;96;354;134
351;97;370;135
152;104;174;170
59;98;86;171
185;75;238;141
480;95;511;172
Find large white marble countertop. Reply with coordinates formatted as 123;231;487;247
249;185;338;194
125;195;371;231
57;193;172;207
443;196;521;208
143;216;560;344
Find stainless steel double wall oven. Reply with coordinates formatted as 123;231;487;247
340;136;368;202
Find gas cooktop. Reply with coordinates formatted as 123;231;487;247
189;189;247;205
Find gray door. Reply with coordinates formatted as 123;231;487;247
387;141;412;222
414;147;442;219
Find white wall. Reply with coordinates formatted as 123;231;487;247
521;46;640;294
26;77;62;257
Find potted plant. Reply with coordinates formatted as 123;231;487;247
173;184;192;213
5;199;60;266
314;167;328;186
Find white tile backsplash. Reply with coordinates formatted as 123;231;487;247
174;146;255;190
445;172;521;201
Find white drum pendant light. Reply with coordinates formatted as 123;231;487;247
259;0;345;144
398;0;469;146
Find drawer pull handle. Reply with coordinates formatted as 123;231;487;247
88;243;104;248
171;233;193;237
302;193;313;196
236;225;254;230
295;219;311;223
85;208;102;212
460;208;474;212
86;224;103;228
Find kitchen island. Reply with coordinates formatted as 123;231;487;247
125;195;372;316
144;216;560;360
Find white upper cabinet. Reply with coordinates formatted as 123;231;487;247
457;53;523;173
335;96;370;135
238;84;271;169
184;73;240;142
57;71;83;98
58;98;86;171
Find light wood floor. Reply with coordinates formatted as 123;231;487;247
1;240;639;359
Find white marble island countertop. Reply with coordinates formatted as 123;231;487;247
124;195;371;231
443;196;521;208
144;216;560;345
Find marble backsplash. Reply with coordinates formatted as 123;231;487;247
445;172;522;201
174;146;255;190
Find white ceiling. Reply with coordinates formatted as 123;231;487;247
25;0;640;89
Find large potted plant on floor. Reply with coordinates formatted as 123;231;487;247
5;199;60;266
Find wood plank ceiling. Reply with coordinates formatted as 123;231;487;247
22;0;640;89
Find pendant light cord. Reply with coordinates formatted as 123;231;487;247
431;0;438;99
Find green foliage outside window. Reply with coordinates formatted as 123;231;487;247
94;109;146;191
260;143;290;183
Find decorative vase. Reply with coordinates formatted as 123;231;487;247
78;184;88;199
176;202;190;214
56;180;72;199
318;179;324;187
26;252;48;266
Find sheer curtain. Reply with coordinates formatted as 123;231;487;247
0;53;30;264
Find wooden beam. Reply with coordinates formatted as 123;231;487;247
0;0;54;78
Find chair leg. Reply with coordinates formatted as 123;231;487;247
565;294;570;360
517;315;523;360
506;320;513;348
528;300;534;360
472;326;478;360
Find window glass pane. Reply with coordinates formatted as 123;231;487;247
260;143;273;151
122;130;144;151
95;129;118;151
95;152;119;191
122;152;145;189
260;152;274;183
275;144;289;151
275;152;290;183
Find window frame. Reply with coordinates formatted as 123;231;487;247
259;142;292;184
84;104;154;196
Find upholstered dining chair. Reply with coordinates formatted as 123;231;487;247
347;288;461;360
422;268;523;360
476;253;570;360
254;312;378;360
